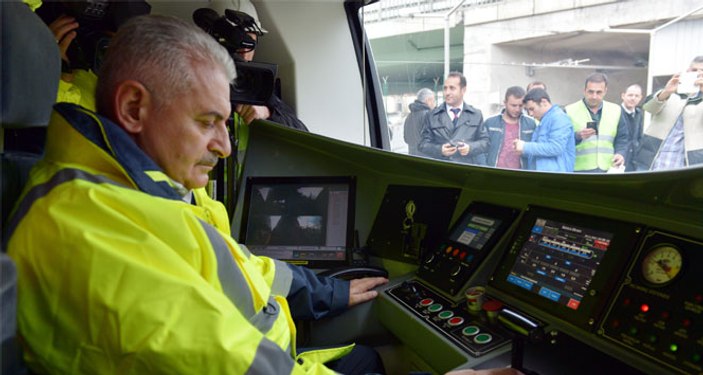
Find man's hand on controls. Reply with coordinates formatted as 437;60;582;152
235;103;271;125
348;277;388;307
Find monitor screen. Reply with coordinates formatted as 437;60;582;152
505;217;613;311
449;213;504;251
489;206;641;330
417;202;519;296
240;176;355;268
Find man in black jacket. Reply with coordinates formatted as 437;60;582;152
418;72;488;165
403;87;436;156
620;84;644;171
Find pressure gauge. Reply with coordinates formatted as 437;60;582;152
641;245;683;285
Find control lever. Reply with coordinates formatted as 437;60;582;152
497;307;544;375
401;280;423;299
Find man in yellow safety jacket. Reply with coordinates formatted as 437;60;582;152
6;15;386;374
566;73;629;173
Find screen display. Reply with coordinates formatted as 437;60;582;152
505;217;613;311
449;213;503;251
242;177;354;265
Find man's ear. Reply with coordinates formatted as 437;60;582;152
113;80;152;134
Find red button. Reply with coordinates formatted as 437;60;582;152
452;249;460;257
459;252;467;260
420;298;433;306
640;304;650;313
448;317;464;326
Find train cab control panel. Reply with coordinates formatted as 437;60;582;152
600;231;703;375
386;279;510;357
417;202;519;297
378;202;703;374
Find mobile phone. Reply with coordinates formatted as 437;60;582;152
677;71;699;95
586;121;598;135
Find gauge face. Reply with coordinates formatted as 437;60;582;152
641;245;683;285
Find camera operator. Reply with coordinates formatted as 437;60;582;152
228;11;310;132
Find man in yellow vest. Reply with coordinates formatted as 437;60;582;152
7;14;387;374
566;73;629;173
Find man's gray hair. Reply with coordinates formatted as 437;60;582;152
96;15;236;114
691;56;703;64
416;88;434;103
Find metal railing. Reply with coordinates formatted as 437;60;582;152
363;0;504;23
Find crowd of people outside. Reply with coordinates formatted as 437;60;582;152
399;58;703;173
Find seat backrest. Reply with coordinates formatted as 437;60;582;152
1;1;61;373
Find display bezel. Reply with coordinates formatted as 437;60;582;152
445;201;519;253
489;206;641;330
239;175;356;269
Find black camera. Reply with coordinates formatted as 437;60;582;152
38;0;151;72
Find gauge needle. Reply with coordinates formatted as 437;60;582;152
656;259;670;273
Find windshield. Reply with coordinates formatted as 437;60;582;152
361;0;703;174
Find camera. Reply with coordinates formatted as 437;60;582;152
38;0;151;72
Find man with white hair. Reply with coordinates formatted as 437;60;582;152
404;87;436;156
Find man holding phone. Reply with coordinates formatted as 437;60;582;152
419;71;489;165
632;56;703;170
566;73;629;173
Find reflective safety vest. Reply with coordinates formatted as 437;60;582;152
6;104;350;374
566;100;622;171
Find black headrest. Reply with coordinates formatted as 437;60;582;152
1;1;61;129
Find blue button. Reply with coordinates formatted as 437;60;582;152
507;275;534;291
538;287;561;302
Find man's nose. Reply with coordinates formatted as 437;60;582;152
210;123;232;158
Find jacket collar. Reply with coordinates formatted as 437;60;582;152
432;102;475;116
53;103;183;201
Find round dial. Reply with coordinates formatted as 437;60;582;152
641;245;683;285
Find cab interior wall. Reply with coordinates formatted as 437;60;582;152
251;0;368;144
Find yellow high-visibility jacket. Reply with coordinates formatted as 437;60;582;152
7;103;352;374
566;100;622;171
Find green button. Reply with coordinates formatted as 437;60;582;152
628;327;638;335
670;344;678;353
473;333;493;344
462;326;480;336
428;303;442;312
692;353;701;363
438;311;454;319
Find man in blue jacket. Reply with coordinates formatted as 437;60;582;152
516;88;575;172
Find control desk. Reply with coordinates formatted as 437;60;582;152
377;202;702;375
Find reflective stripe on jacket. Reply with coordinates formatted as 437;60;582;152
566;100;621;171
7;103;349;374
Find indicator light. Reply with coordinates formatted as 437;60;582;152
669;344;678;353
640;304;649;313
